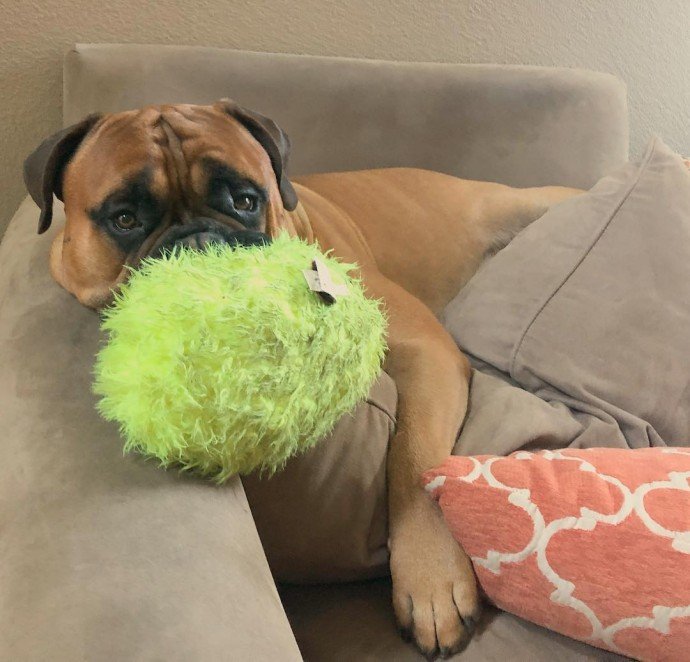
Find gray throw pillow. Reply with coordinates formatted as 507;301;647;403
443;136;690;448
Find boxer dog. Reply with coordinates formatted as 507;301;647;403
23;101;581;658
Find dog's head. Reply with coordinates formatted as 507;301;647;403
23;100;299;309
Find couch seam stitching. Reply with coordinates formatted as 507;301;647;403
364;398;397;429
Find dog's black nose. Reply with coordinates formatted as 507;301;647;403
150;218;271;258
174;230;229;251
219;230;272;250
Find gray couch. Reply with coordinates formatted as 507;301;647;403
1;44;629;660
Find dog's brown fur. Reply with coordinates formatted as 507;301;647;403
25;101;582;658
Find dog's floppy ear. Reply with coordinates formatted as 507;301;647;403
217;99;298;211
23;114;102;234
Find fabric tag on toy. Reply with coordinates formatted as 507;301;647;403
303;258;350;304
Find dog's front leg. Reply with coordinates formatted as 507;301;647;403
362;270;480;658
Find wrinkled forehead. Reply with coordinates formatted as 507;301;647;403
64;103;273;206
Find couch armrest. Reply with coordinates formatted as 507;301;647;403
0;199;301;660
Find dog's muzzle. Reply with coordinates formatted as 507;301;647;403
149;218;270;259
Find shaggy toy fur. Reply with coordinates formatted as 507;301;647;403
94;234;387;481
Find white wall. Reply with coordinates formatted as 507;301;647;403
451;0;689;158
1;0;688;234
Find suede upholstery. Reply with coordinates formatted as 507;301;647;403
63;44;628;189
0;200;301;662
2;44;632;660
243;374;396;583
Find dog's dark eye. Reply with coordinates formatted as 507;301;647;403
112;212;140;232
233;194;256;212
204;165;265;222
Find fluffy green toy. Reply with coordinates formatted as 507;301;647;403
94;233;387;482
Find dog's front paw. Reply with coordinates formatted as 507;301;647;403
390;504;481;659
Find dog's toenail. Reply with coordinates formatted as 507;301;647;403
461;614;478;634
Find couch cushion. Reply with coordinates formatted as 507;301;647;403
280;579;623;661
64;44;628;189
443;136;690;449
243;373;396;582
0;199;301;662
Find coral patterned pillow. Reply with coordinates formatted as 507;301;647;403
423;448;690;660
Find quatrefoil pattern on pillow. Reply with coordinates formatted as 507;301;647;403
424;448;690;660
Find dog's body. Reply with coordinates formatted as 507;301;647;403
24;102;582;658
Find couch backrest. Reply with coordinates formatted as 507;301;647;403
64;44;628;189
